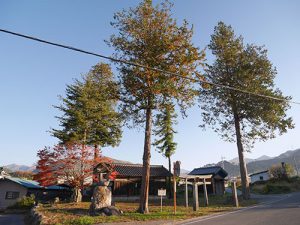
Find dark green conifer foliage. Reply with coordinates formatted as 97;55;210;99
153;103;177;198
154;104;177;160
200;22;294;199
52;63;122;153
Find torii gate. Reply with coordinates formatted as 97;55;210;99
179;174;212;211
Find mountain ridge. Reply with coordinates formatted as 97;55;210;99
3;149;300;177
205;148;300;177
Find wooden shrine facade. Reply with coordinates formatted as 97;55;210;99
186;166;228;195
94;162;171;196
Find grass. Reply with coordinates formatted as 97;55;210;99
37;194;257;225
251;177;300;194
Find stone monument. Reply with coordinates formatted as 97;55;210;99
89;180;122;216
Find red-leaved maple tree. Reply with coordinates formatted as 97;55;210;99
34;147;57;186
34;143;116;201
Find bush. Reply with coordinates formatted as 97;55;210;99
9;195;35;209
270;163;294;180
264;184;291;194
251;180;267;185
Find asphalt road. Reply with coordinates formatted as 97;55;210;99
0;213;25;225
178;192;300;225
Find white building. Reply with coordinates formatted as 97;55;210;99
249;170;270;183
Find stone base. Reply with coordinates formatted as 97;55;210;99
89;206;123;216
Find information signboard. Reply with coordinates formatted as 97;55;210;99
158;189;166;212
158;189;166;196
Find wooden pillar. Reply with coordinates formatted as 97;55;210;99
173;173;176;214
193;180;199;211
185;178;188;208
203;178;209;206
232;181;239;207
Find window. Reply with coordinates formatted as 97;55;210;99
259;176;264;181
5;191;20;199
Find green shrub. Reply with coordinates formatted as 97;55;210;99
9;195;35;209
264;184;291;194
270;163;294;180
251;180;267;185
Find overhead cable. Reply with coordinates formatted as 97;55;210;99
1;28;299;105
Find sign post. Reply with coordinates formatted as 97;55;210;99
158;189;166;212
173;161;181;215
173;172;176;214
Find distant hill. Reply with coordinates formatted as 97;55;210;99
256;155;274;161
229;157;254;165
3;164;36;172
2;157;132;174
180;169;190;176
205;148;300;177
228;155;274;165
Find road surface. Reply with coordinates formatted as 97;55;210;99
178;192;300;225
0;213;25;225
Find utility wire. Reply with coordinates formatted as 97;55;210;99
1;28;299;105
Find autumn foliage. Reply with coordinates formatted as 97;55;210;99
34;147;56;186
34;144;115;189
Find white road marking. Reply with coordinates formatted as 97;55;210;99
180;195;292;225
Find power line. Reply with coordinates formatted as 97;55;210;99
1;28;299;105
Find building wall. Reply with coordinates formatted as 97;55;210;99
250;172;270;183
112;177;167;196
0;180;27;209
215;180;225;195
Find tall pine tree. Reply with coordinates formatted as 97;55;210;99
199;22;294;199
109;0;205;213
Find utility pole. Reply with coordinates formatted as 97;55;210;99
173;161;180;215
293;156;299;176
232;181;239;207
221;156;225;170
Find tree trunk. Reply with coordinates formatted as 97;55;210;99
81;129;87;191
168;156;172;198
138;106;152;213
72;187;82;202
93;144;99;184
233;109;250;200
94;144;99;159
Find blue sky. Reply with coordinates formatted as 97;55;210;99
0;1;299;170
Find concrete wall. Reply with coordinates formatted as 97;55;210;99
250;172;270;183
0;180;27;209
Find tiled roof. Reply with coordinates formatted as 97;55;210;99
111;163;171;177
6;177;42;189
249;170;269;177
188;166;228;178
